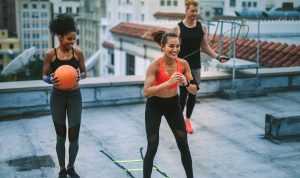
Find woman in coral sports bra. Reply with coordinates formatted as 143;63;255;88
143;30;197;178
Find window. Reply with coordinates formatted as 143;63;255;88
32;3;37;8
215;8;223;15
23;12;29;18
126;13;132;22
253;2;257;7
242;1;246;7
76;7;79;13
9;44;14;49
111;53;114;65
23;3;28;8
126;54;135;75
248;2;251;7
66;7;72;13
59;7;62;13
32;12;39;18
141;14;144;22
41;12;48;18
230;0;236;7
173;0;178;6
107;12;111;19
167;0;171;6
160;0;165;6
41;4;46;8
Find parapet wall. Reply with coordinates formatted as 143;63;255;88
0;67;299;118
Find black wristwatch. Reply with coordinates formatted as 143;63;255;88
185;80;191;87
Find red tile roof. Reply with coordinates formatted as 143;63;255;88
110;22;171;42
153;12;186;19
110;22;300;67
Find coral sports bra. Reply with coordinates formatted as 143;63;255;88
154;58;183;89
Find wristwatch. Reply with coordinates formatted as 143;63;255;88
185;80;191;87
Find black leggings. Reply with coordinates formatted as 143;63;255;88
180;86;196;119
144;95;193;178
50;88;82;168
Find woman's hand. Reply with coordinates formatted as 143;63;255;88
217;55;230;63
50;73;60;88
179;74;188;86
167;72;181;86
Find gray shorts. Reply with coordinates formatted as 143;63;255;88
191;68;201;87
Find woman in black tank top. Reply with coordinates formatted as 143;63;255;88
174;0;229;135
42;13;86;178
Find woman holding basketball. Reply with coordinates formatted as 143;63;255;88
143;30;197;178
42;13;86;178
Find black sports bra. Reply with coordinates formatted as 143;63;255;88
50;47;79;73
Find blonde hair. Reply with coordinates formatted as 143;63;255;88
185;0;198;10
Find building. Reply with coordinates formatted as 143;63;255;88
77;0;106;62
50;0;80;16
263;0;300;10
199;0;224;16
223;0;265;16
0;0;17;37
15;0;52;59
98;0;186;77
0;29;20;72
109;21;299;77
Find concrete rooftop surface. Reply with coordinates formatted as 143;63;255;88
0;90;300;178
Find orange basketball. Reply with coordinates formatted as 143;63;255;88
54;65;78;90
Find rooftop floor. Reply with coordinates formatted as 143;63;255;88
0;91;300;178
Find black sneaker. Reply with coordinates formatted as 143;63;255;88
67;166;80;178
58;169;67;178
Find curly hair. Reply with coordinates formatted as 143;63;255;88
49;13;77;36
151;30;179;47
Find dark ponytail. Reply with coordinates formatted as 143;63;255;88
151;30;179;46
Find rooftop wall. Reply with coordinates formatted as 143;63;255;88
0;67;300;118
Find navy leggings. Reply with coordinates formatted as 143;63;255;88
144;95;193;178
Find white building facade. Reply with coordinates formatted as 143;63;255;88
98;0;187;77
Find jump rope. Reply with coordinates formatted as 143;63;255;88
181;20;250;60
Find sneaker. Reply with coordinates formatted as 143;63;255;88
185;120;193;134
58;169;67;178
67;166;80;178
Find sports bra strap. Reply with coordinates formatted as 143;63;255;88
72;47;75;58
54;48;58;58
